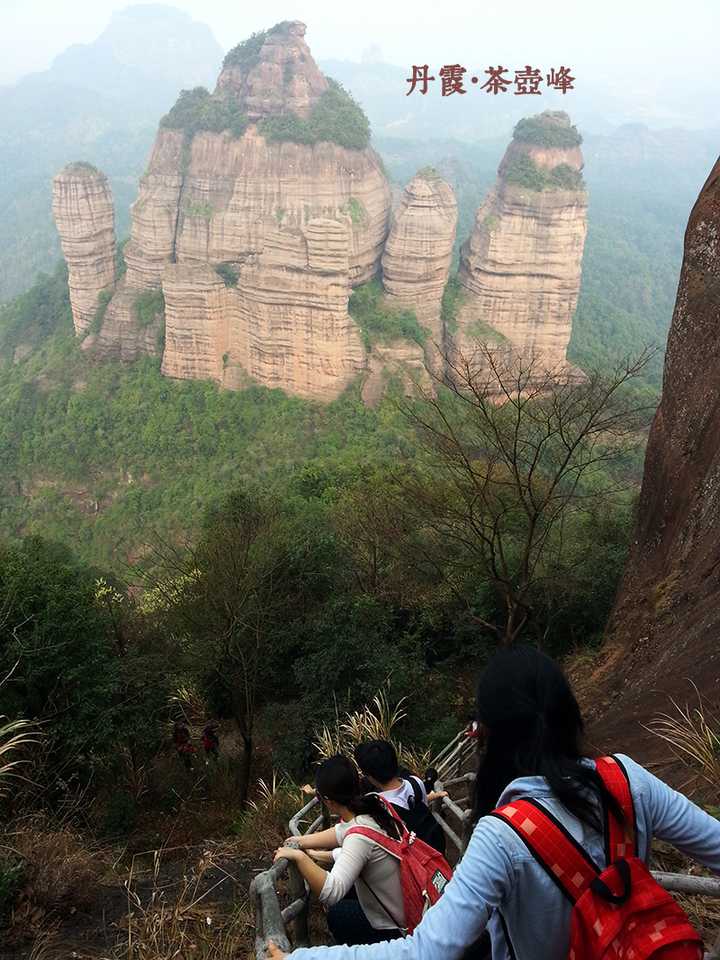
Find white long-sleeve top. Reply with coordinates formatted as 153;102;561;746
319;815;405;931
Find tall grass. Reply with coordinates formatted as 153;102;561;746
646;683;720;794
0;666;39;795
313;692;430;773
121;850;252;959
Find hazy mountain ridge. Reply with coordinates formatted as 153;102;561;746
0;4;223;303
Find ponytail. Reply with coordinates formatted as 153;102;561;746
316;754;402;840
347;791;402;840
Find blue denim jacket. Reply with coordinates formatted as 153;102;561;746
288;755;720;960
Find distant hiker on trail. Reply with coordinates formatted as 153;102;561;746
202;722;220;760
267;646;720;960
354;740;448;855
172;720;195;770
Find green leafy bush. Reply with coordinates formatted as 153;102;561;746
258;78;370;151
223;30;268;70
215;263;240;287
65;160;101;176
416;165;440;179
343;197;366;225
513;113;582;148
440;277;466;334
135;289;165;328
160;87;249;140
349;279;427;349
89;288;113;336
504;154;585;192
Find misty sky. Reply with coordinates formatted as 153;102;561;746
3;0;719;119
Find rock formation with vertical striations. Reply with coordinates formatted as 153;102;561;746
52;163;117;336
381;170;457;373
588;157;720;762
454;111;587;376
56;20;392;401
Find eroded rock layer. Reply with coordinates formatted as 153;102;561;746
70;20;392;400
162;219;366;401
455;112;587;375
52;164;116;336
382;172;457;371
590;158;720;761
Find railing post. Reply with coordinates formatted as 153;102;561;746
288;861;310;947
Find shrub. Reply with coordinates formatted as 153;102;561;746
223;30;268;70
0;858;23;920
416;165;440;179
88;288;113;335
504;153;585;192
135;289;165;328
343;197;366;225
440;276;466;335
184;200;214;220
548;162;584;190
215;263;240;287
258;78;371;151
513;112;582;148
349;279;427;349
65;160;101;176
160;88;249;141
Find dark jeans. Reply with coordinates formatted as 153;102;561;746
327;899;402;946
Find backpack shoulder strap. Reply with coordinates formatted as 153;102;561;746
490;798;599;904
407;776;424;809
595;755;638;861
345;825;403;859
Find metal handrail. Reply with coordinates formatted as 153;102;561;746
251;730;720;958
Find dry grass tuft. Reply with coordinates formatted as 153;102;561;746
645;683;720;795
228;774;300;859
9;816;102;920
118;850;252;959
313;692;431;773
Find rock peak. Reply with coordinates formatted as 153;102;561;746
217;21;328;119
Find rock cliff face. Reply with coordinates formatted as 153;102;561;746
590;158;720;760
381;171;457;372
75;20;391;401
455;111;587;375
216;20;328;119
52;164;116;336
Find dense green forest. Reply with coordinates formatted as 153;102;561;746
0;259;641;819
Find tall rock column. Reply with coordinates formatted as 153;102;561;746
455;111;587;377
381;171;457;373
52;163;116;336
588;158;720;761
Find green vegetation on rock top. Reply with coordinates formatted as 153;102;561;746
63;160;103;177
504;154;585;192
513;112;583;149
160;87;249;140
223;30;268;70
258;78;371;151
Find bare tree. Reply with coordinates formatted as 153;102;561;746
390;343;654;645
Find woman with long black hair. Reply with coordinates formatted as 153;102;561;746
273;754;406;946
269;646;720;959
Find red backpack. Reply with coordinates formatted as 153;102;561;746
492;755;703;960
345;798;453;933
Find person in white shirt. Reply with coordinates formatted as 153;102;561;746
274;755;406;946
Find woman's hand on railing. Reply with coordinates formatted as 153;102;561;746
274;845;304;864
266;940;288;959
